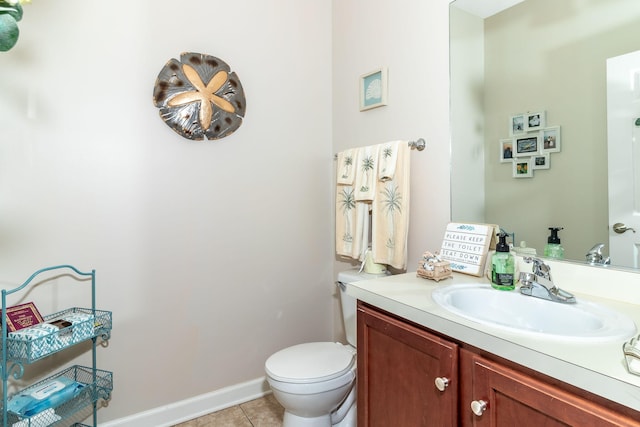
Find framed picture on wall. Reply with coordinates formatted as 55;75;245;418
513;158;533;178
509;114;526;136
359;67;388;111
499;139;514;163
525;111;546;131
532;153;550;170
514;134;540;156
541;126;561;153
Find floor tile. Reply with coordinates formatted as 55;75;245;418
240;394;284;426
172;395;283;427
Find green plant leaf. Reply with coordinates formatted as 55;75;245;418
0;13;19;51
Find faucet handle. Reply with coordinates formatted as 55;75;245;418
523;256;545;267
586;243;611;265
587;243;605;255
523;257;552;280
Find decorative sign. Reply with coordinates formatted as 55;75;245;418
5;302;44;332
439;223;497;277
153;52;246;141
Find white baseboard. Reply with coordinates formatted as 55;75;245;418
101;377;271;427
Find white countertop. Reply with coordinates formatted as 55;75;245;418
346;269;640;412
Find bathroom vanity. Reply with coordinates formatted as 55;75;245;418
347;266;640;426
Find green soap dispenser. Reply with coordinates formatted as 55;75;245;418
544;227;565;259
491;232;515;290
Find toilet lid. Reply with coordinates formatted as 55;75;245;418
265;342;355;384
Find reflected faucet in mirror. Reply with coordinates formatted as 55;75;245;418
586;244;611;266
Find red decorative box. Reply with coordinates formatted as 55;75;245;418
5;302;44;332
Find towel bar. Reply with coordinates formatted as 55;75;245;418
408;138;426;151
334;138;425;160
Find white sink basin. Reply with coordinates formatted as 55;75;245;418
432;283;637;341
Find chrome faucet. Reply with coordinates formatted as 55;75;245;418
585;243;611;266
519;257;576;304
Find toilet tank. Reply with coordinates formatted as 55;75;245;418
337;269;389;347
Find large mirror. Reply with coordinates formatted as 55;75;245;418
450;0;640;270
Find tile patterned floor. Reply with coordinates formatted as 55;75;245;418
172;394;284;427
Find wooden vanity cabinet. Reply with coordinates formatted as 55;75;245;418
460;348;640;427
357;302;459;426
357;301;640;427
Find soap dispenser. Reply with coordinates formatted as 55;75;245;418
491;232;515;290
544;227;565;259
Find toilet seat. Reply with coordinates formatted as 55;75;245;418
265;342;355;384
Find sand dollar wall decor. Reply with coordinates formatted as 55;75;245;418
153;52;246;140
0;0;24;52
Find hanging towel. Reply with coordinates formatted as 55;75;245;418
354;202;370;261
335;186;370;261
336;146;372;261
335;185;356;258
372;142;410;269
354;145;379;201
378;140;402;181
336;149;356;185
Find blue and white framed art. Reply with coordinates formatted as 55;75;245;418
359;67;388;111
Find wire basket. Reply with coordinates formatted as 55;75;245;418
7;308;112;363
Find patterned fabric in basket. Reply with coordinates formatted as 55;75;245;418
8;312;95;360
64;312;94;342
8;323;61;360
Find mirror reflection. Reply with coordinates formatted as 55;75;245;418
450;0;640;269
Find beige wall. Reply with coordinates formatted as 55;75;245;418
332;0;452;276
482;0;640;258
0;0;333;422
0;0;453;423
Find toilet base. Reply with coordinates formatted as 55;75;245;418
283;412;332;427
280;399;356;427
332;401;356;427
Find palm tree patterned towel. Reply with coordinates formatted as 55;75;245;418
336;141;410;269
336;149;356;185
336;184;356;258
337;184;371;259
354;145;379;201
372;141;410;270
378;140;401;181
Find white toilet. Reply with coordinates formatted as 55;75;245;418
265;269;386;427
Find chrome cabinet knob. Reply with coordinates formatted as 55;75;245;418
471;400;488;416
613;223;636;234
434;377;449;392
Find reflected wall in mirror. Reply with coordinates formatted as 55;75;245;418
450;0;640;269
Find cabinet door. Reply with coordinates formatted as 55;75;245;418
460;348;640;427
357;303;458;427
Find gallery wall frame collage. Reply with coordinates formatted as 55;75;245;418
500;111;561;178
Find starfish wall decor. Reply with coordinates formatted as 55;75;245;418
153;52;246;140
